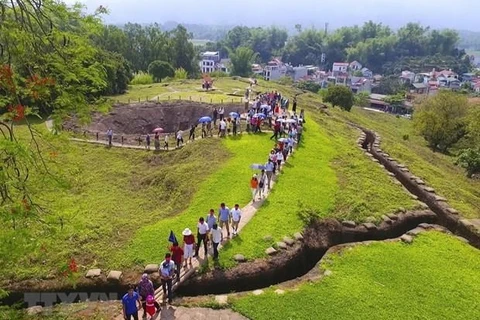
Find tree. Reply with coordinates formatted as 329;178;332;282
148;61;175;82
297;81;322;93
174;68;188;80
372;76;404;95
354;92;370;108
324;86;354;111
414;91;469;152
229;47;257;77
169;25;198;77
456;149;480;178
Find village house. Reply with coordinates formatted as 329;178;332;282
332;62;349;76
361;67;373;78
349;60;363;71
400;70;416;84
286;64;308;81
263;58;287;81
200;51;220;73
350;77;372;93
252;64;264;76
474;82;480;93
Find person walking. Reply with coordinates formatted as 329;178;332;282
269;150;278;174
297;124;303;144
292;97;297;113
230;204;242;236
154;132;160;150
194;217;209;258
232;117;238;136
137;274;160;318
146;133;151;150
164;134;169;150
276;149;284;171
211;223;222;260
122;284;142;320
106;128;113;147
189;124;196;141
201;123;207;138
258;170;267;199
218;107;225;121
250;174;259;202
144;295;159;320
219;119;226;137
169;242;184;280
218;203;230;240
159;254;175;304
176;130;183;148
206;121;213;137
212;108;218;126
265;160;274;190
270;120;281;140
205;209;217;246
182;228;195;267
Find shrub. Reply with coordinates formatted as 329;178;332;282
297;81;322;93
210;71;229;78
174;68;188;80
130;72;154;85
147;60;175;83
324;85;354;111
456;148;480;178
276;76;294;86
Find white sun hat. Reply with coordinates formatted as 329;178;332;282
182;228;192;236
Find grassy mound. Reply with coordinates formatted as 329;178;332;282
232;231;480;320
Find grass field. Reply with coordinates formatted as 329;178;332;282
336;108;480;218
232;231;480;320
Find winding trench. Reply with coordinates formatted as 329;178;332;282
175;125;480;296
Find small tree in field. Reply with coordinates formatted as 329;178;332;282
354;92;370;108
174;68;188;80
324;85;354;111
148;60;175;82
414;91;468;153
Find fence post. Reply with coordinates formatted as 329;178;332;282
96;132;99;141
128;98;131;104
190;96;192;101
231;99;234;103
121;136;124;145
168;96;170;100
221;99;223;103
200;97;202;102
146;96;148;101
179;96;181;100
138;98;140;102
157;96;159;102
211;98;213;103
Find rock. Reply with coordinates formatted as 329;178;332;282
263;235;273;241
107;270;122;281
397;207;406;213
233;254;246;262
387;157;395;161
417;202;429;209
372;158;379;163
27;306;43;315
423;186;435;193
283;236;295;246
382;153;390;157
432;225;447;232
400;168;409;172
434;195;447;202
265;247;277;255
362;223;377;230
252;290;264;296
455;236;469;244
410;194;419;200
274;289;285;295
460;219;475;229
400;234;413;244
85;269;101;279
365;216;376;223
215;295;228;305
382;215;393;224
387;213;398;220
418;223;432;229
397;164;406;168
446;208;459;215
293;232;304;241
276;242;288;250
415;179;425;185
407;227;424;236
388;172;395;177
144;264;158;274
393;180;402;185
324;270;333;277
342;220;356;228
378;164;385;169
365;152;374;157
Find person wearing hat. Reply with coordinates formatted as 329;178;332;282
137;273;160;318
182;228;195;267
250;174;259;202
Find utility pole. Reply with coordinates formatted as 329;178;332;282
324;22;329;36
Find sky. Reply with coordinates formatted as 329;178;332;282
63;0;480;31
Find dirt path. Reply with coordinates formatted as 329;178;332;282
134;306;247;320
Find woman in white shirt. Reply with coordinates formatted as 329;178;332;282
258;169;267;199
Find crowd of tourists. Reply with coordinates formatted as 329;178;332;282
121;91;305;320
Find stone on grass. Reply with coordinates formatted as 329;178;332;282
397;164;406;168
393;180;402;185
400;234;413;244
233;254;246;262
432;225;447;232
382;215;393;224
387;213;398;220
410;194;419;200
400;168;409;172
397;207;406;213
434;195;447;202
418;223;432;229
362;223;377;230
276;242;288;250
27;306;43;315
85;269;101;279
342;221;356;228
387;157;395;161
407;228;424;236
415;179;425;185
372;158;379;163
215;295;228;305
460;220;475;229
252;290;264;296
265;247;278;255
365;216;376;223
388;172;395;177
144;264;158;274
378;164;385;169
446;208;459;215
283;236;295;246
382;153;390;157
417;202;429;210
274;289;285;295
294;232;304;241
324;270;333;277
423;186;435;193
263;235;273;241
107;270;122;281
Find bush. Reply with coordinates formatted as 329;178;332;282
456;148;480;178
210;71;229;78
174;68;188;80
130;72;154;85
276;76;294;86
148;60;175;83
324;85;354;111
296;81;322;93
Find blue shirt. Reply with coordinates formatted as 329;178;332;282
206;215;217;229
265;162;274;172
219;207;230;221
122;292;139;315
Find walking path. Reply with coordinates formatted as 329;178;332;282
113;141;293;320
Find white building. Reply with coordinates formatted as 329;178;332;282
263;59;287;81
200;51;220;73
286;64;308;81
332;62;349;76
349;61;363;71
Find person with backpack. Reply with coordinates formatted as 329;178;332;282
169;242;184;280
137;274;160;318
159;253;176;304
122;284;142;320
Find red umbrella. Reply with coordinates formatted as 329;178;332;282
152;127;164;133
